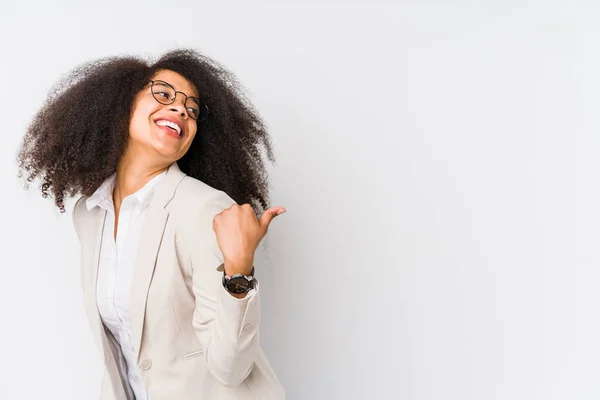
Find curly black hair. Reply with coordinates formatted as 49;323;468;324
16;48;276;214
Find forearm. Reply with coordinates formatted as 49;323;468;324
193;283;261;387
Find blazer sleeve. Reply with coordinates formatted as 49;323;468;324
186;190;261;388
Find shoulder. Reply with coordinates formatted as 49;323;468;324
171;176;237;220
170;177;237;264
74;194;88;211
175;175;237;210
72;195;90;238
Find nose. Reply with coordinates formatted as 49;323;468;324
168;93;188;118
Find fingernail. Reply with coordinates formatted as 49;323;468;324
277;208;287;215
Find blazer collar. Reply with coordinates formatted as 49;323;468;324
86;161;185;212
85;172;116;211
151;161;187;209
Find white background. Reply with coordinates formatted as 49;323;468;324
0;1;596;399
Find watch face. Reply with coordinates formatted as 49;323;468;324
226;276;251;294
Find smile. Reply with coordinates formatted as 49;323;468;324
155;119;183;137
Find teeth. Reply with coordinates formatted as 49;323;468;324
156;120;182;136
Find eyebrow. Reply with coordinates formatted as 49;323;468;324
154;79;199;98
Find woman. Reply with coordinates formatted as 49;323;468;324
16;49;286;400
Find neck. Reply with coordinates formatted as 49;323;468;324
113;150;170;206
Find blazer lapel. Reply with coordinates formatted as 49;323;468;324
130;161;187;362
81;204;130;400
129;204;168;363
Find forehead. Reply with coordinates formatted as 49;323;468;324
151;69;199;97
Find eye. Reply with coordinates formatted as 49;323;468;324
156;91;170;99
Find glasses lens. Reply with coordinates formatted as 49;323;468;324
186;98;202;120
151;82;175;104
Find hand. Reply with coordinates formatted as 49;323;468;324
213;204;286;275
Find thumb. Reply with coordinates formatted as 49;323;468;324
259;207;286;229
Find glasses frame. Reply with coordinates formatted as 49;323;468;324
147;79;209;122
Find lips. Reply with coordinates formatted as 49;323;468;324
154;117;184;137
156;123;183;139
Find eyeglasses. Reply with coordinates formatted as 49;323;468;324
147;80;209;121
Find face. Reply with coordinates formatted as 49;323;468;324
127;69;200;164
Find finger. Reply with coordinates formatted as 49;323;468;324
258;206;286;229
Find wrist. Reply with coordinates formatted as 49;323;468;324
224;258;254;276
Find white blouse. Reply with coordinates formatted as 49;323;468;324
86;170;167;400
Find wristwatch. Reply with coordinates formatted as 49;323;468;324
219;263;256;294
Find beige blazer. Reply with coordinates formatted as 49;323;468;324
72;162;285;400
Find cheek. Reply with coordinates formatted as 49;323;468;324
129;102;158;138
187;125;198;140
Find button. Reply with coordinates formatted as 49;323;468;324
139;359;152;370
242;323;256;333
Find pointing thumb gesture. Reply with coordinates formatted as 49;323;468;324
213;203;287;275
259;206;287;233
